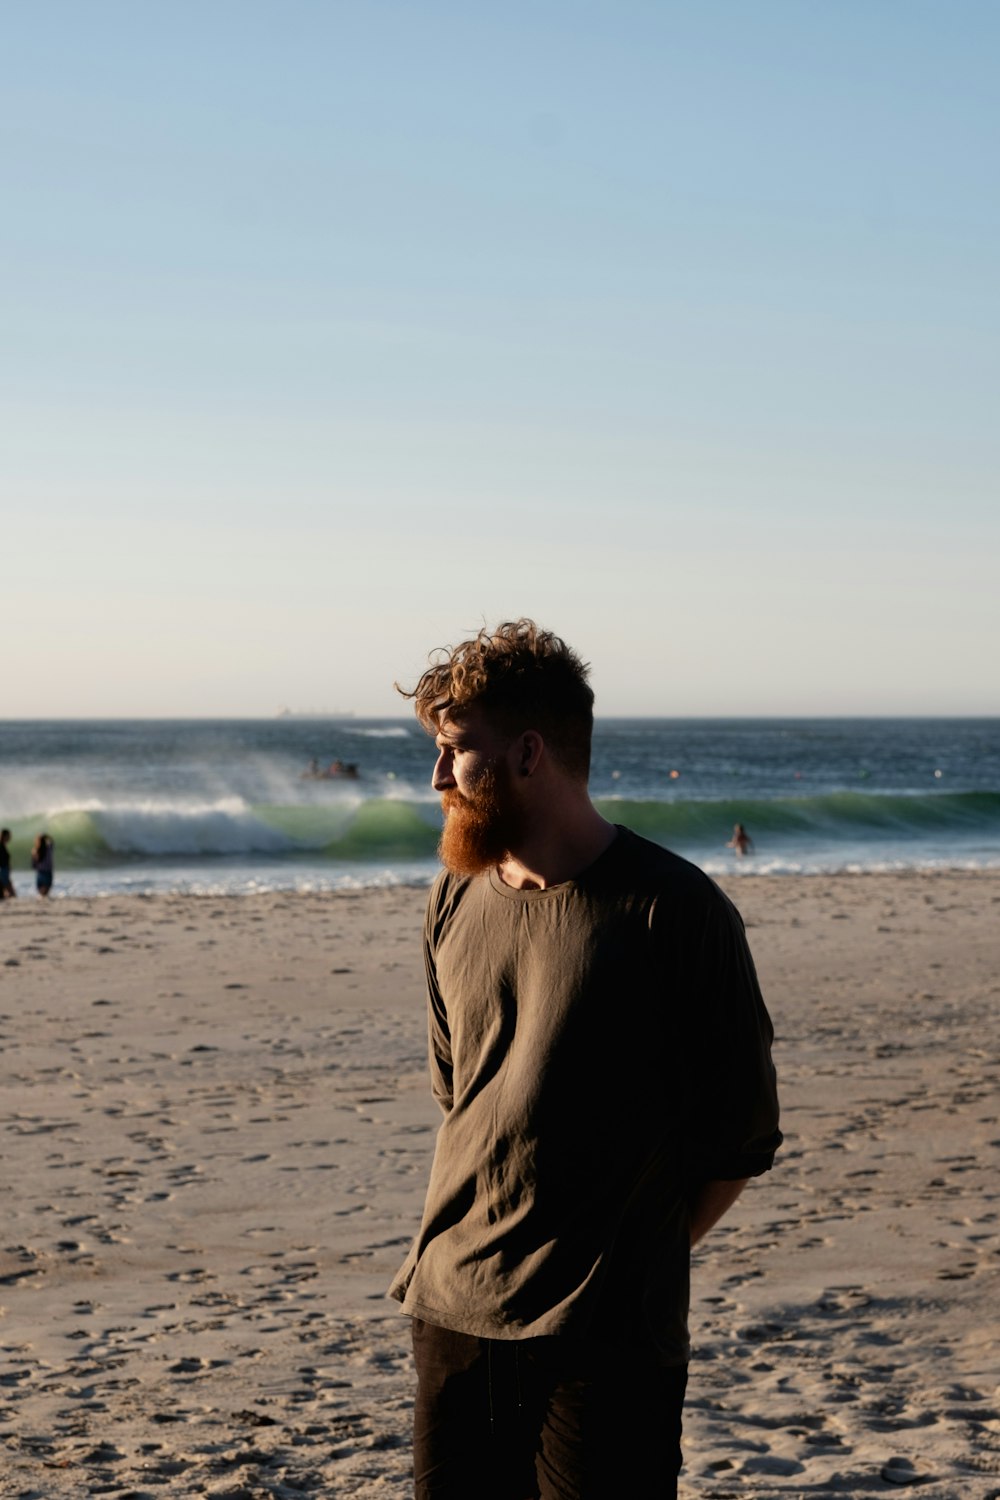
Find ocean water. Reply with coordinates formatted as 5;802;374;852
0;717;998;897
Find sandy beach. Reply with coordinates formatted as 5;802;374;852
1;871;998;1498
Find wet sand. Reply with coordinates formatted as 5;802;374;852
1;872;998;1497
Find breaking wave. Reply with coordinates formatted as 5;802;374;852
4;789;997;870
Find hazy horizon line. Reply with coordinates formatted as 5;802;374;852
2;712;997;725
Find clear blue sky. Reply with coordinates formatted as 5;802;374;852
4;0;998;716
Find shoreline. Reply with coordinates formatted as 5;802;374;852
2;871;998;1496
4;855;1000;906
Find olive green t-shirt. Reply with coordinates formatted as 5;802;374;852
389;826;780;1364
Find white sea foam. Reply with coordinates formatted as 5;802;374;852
48;861;439;899
344;726;412;738
93;799;297;855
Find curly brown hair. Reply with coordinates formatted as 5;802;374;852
397;619;595;779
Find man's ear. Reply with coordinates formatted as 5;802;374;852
518;730;545;777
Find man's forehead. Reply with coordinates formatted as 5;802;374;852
434;703;493;743
434;707;471;742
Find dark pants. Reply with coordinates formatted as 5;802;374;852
411;1317;688;1500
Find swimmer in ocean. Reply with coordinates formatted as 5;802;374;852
727;822;754;857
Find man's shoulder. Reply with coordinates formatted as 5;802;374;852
424;867;482;944
603;827;746;934
427;866;476;905
606;826;719;901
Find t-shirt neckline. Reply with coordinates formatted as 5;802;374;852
487;826;626;900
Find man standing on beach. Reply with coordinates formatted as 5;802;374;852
390;620;781;1499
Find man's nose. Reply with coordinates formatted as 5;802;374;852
432;748;455;791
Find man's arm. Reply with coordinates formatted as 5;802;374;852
423;885;454;1114
689;1176;749;1247
425;952;454;1114
675;885;782;1187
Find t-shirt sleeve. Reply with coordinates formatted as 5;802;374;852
660;879;782;1183
424;877;454;1115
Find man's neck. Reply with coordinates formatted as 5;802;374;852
496;802;617;891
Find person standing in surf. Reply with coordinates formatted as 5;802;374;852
727;822;754;857
31;834;54;897
0;828;15;898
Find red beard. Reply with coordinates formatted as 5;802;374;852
438;765;522;877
